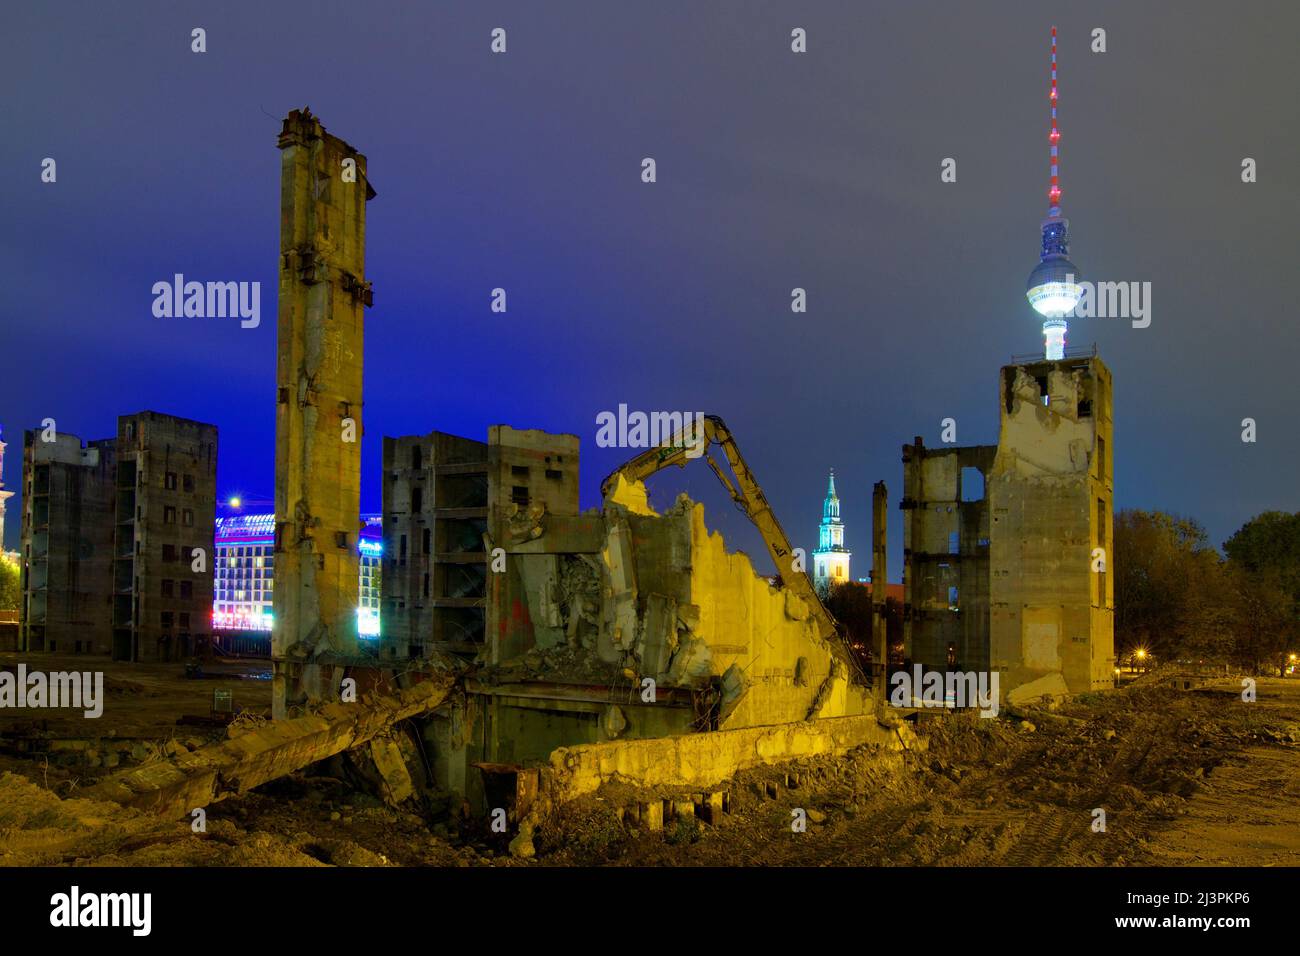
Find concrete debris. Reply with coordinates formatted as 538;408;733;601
603;705;627;739
1006;671;1071;707
508;822;536;859
367;736;416;805
702;791;725;824
86;677;452;820
718;663;749;726
642;800;664;831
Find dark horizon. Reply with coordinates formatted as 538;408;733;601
4;1;1297;574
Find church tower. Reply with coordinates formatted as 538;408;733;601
812;470;850;594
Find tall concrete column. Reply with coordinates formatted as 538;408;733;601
871;481;888;703
273;109;374;717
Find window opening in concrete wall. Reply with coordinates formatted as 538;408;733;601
960;467;984;502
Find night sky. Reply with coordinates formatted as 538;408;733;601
4;1;1297;576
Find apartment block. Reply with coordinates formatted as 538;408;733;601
19;430;117;653
380;427;580;662
382;432;487;659
110;412;219;662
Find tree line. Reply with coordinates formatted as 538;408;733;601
820;509;1300;678
1115;509;1299;675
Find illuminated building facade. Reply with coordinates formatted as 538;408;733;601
213;512;382;639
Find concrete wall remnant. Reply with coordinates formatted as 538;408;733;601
381;431;490;659
902;354;1115;698
542;713;918;802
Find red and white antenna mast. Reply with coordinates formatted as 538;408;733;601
1048;26;1062;216
1026;26;1083;360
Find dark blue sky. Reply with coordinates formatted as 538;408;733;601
4;1;1296;575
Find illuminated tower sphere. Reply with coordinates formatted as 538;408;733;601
812;469;850;593
1025;26;1082;360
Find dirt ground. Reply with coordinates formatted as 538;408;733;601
0;651;270;737
540;676;1300;867
536;677;1300;867
2;661;1298;867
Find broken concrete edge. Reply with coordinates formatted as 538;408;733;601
84;677;453;821
606;477;869;696
1005;670;1071;707
508;714;923;854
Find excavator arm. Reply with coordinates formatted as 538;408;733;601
600;415;857;676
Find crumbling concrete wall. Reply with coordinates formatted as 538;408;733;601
486;425;582;665
420;439;872;805
988;359;1114;694
901;441;994;675
381;431;490;658
682;500;869;725
479;480;871;751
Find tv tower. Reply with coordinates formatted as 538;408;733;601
1025;26;1083;360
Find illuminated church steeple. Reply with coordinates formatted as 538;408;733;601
813;469;850;594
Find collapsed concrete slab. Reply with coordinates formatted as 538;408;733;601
1006;671;1071;707
86;677;451;820
542;713;920;802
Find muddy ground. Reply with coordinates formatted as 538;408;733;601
2;657;1298;867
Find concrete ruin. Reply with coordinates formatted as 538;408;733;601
379;426;582;663
272;108;375;718
391;431;875;807
372;422;879;807
901;353;1115;697
251;111;880;814
19;432;116;655
19;412;217;661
